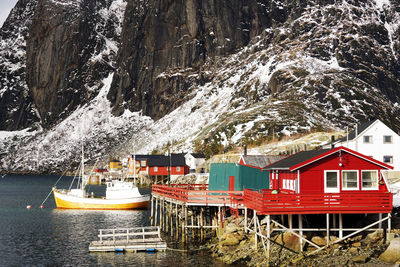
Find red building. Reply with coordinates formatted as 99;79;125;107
263;146;392;194
129;154;189;183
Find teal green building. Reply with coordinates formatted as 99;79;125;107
208;163;269;191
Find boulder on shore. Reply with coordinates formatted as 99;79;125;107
379;237;400;263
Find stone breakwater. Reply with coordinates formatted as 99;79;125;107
207;215;400;266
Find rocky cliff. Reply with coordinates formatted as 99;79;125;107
1;0;400;173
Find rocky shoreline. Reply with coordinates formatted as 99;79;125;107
206;214;400;266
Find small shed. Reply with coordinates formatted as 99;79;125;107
209;163;269;191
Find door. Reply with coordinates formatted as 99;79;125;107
324;170;339;193
229;176;235;191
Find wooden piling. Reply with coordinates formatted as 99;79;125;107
150;196;154;226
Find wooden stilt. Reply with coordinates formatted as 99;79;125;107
201;208;204;242
150;196;154;226
388;213;391;233
289;214;293;230
155;197;158;226
267;214;270;263
379;213;382;229
191;213;195;239
175;202;178;237
184;205;188;243
244;207;248;233
299;214;303;251
170;202;173;237
339;213;343;239
160;199;164;231
254;211;258;249
181;204;185;242
326;213;330;245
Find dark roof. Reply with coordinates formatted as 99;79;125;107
334;120;377;143
190;153;205;159
242;155;286;168
263;149;331;170
132;154;186;167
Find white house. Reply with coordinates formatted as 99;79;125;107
184;153;206;173
323;119;400;170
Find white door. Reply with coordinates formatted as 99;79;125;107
324;170;340;193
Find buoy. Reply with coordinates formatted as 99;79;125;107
40;205;44;209
26;205;32;209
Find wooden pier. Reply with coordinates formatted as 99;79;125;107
89;226;167;252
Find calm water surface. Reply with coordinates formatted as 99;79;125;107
0;175;228;266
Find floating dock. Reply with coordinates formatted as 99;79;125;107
89;226;167;252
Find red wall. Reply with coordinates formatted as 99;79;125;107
299;151;388;193
149;166;189;176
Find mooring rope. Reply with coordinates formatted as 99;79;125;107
40;171;67;207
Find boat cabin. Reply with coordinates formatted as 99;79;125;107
263;146;393;194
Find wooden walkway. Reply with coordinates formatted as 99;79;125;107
89;226;167;252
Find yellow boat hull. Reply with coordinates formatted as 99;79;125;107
53;189;150;210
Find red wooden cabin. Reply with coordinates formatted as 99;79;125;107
244;146;393;215
264;146;392;194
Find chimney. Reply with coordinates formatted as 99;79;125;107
244;145;247;156
331;135;335;149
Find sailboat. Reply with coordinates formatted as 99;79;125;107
53;146;150;210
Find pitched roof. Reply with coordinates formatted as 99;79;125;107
241;155;286;168
190;153;205;159
263;149;331;170
263;146;393;171
326;120;378;146
132;154;186;166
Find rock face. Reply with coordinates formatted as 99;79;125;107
1;0;400;172
25;0;125;127
108;0;284;118
0;0;39;130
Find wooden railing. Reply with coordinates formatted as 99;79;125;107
152;184;243;206
244;189;393;215
97;226;162;244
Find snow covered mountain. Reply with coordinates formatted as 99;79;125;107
1;0;400;174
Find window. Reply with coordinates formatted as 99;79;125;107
324;171;339;193
176;166;181;172
342;170;358;190
383;155;393;164
361;170;378;189
363;135;372;144
140;160;146;167
383;135;392;144
154;167;158;172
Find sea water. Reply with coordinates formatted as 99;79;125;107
0;175;228;266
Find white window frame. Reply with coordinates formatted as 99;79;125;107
363;135;373;144
341;170;359;190
361;170;379;190
140;160;146;167
383;155;393;164
383;135;393;144
176;166;181;172
154;166;158;172
324;170;340;193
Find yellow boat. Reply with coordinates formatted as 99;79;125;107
53;147;150;210
53;180;150;210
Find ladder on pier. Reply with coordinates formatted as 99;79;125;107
89;226;167;252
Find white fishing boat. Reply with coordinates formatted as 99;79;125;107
53;146;150;210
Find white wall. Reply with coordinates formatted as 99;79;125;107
337;121;400;170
